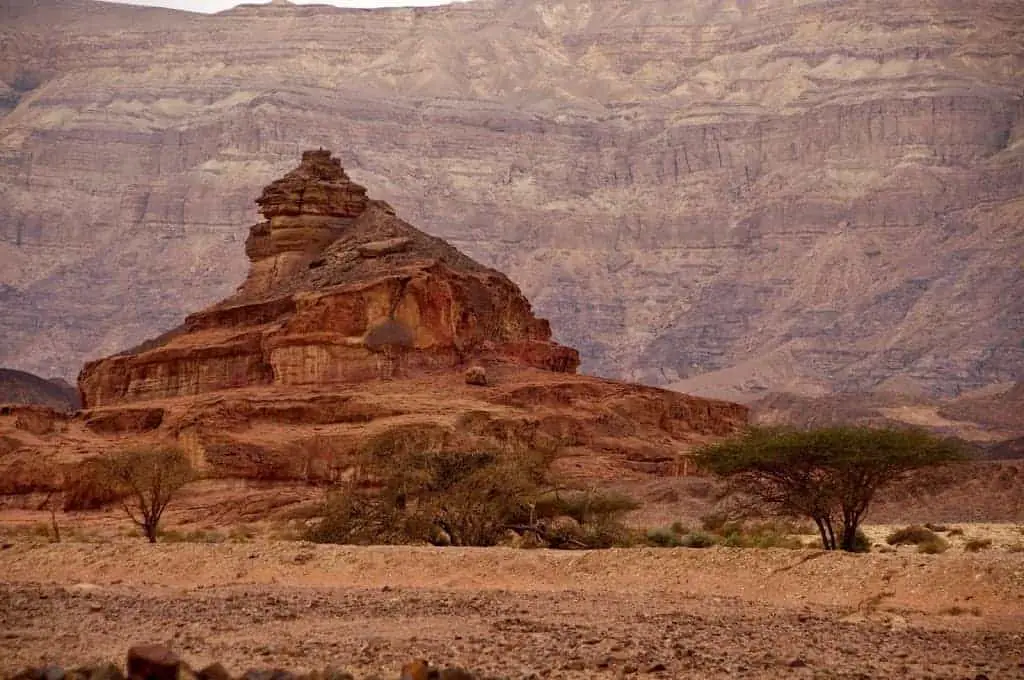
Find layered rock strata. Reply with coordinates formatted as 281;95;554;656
1;0;1022;402
79;151;579;408
2;153;747;503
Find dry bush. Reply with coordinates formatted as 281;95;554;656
939;605;982;616
669;517;809;550
305;448;637;549
917;536;950;554
532;489;639;526
62;458;128;511
886;525;939;546
963;537;992;552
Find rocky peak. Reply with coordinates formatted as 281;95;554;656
78;150;580;407
254;149;368;220
243;150;372;296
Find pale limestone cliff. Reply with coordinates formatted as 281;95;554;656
1;0;1022;401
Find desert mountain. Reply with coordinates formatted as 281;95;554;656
1;151;746;502
0;368;80;411
1;0;1022;402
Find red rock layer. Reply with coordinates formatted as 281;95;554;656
79;150;579;408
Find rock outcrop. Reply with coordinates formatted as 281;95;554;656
1;0;1021;402
78;151;579;408
34;150;746;498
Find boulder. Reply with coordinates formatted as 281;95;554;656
464;366;487;386
125;645;180;680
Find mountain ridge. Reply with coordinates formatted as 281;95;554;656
1;0;1022;400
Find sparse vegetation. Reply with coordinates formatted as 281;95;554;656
62;458;128;510
304;448;637;549
99;446;195;543
963;537;992;552
693;426;966;552
938;605;982;616
917;536;950;554
646;518;810;550
887;525;939;546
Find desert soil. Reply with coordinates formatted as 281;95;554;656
1;541;1023;679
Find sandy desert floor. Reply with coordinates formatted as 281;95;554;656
1;540;1023;679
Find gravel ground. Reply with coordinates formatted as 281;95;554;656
1;542;1023;679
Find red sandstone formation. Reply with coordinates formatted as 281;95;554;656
79;150;579;409
0;150;750;507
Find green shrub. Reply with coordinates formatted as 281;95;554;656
917;536;950;554
304;449;637;549
533;490;639;526
679;532;717;548
646;527;682;547
887;525;939;546
963;537;992;552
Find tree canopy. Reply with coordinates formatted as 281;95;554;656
101;446;195;543
692;426;967;551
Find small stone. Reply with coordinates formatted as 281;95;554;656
399;660;430;680
322;669;354;680
126;644;181;680
196;664;231;680
787;658;808;668
41;666;65;680
643;663;666;673
464;365;487;386
438;669;476;680
357;237;412;258
87;663;125;680
10;668;43;680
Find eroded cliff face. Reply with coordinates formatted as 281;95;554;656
78;150;578;408
1;0;1023;401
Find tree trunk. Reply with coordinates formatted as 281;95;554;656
813;516;836;550
144;522;158;543
840;520;859;552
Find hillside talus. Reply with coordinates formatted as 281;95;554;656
1;0;1022;402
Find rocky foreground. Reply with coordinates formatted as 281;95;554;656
1;543;1023;679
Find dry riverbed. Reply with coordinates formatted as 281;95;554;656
2;541;1024;678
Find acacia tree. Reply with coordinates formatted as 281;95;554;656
102;446;195;543
692;426;966;551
